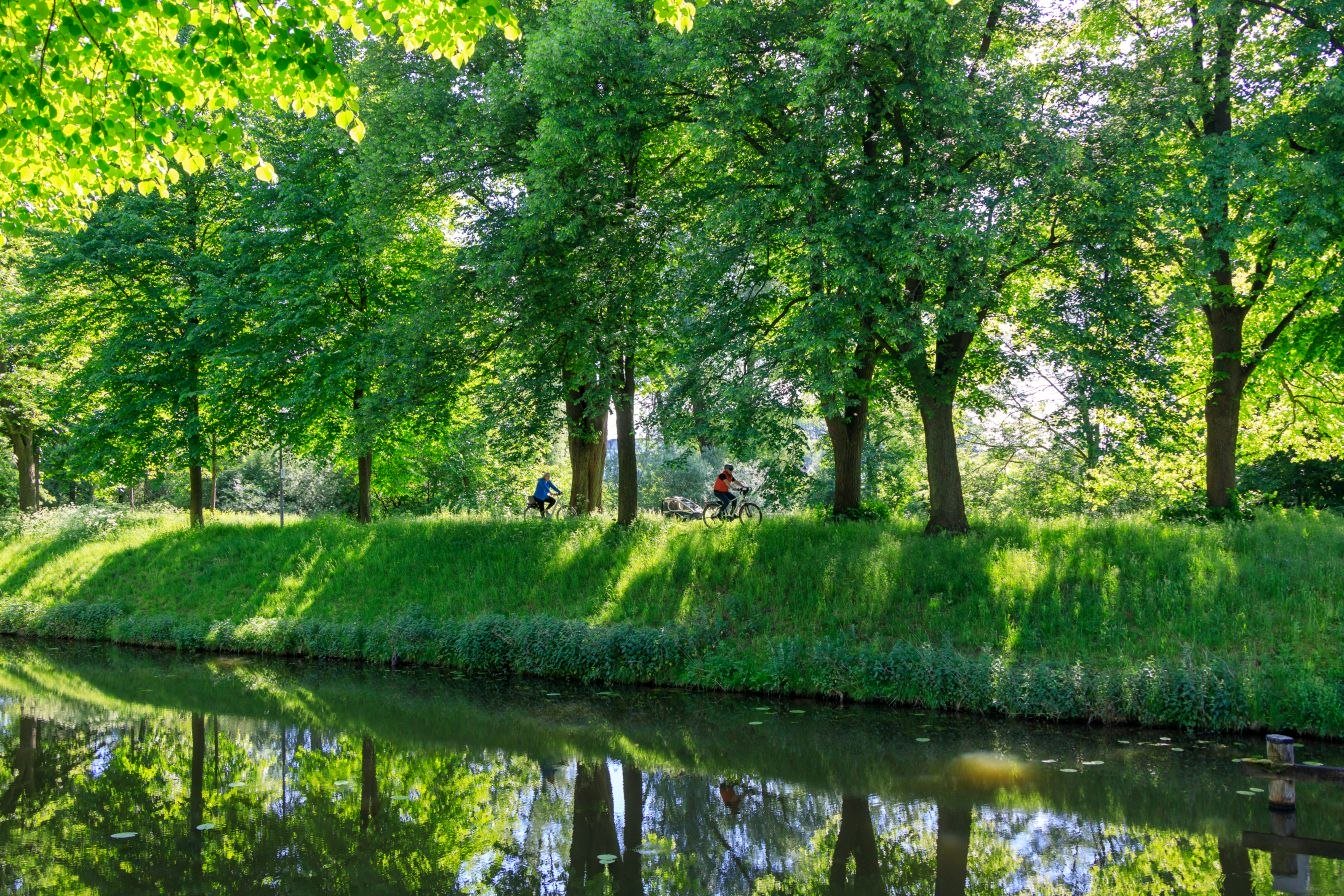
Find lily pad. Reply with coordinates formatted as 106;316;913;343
1236;790;1256;796
597;853;618;866
1303;761;1325;767
1081;760;1104;766
915;737;931;743
545;692;561;697
748;720;764;726
789;709;806;715
1060;768;1079;773
1170;747;1185;752
110;832;137;840
1116;739;1131;745
1040;759;1057;764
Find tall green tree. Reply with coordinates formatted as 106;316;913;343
1091;0;1344;510
48;169;240;526
689;0;1075;529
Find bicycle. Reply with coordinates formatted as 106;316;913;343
524;496;575;519
702;486;763;527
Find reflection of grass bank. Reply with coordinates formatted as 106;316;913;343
1;510;1341;736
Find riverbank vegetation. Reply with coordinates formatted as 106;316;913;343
2;508;1341;736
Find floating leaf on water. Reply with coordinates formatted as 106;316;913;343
1040;759;1057;764
1159;736;1171;741
755;706;772;711
1236;790;1256;796
1303;761;1325;767
1170;747;1185;752
915;737;931;743
789;709;806;715
597;853;618;866
596;691;618;697
195;823;217;831
110;832;137;839
1249;787;1264;793
1116;739;1131;745
1060;768;1079;773
545;692;561;697
1081;760;1104;766
748;720;764;726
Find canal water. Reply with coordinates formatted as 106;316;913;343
1;641;1341;895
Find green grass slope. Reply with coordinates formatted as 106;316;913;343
1;510;1341;735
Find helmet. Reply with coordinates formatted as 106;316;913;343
725;464;734;471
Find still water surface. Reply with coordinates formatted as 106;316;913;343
1;641;1342;895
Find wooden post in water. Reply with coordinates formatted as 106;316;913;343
1264;735;1308;894
1266;734;1296;811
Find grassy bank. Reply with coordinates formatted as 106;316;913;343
1;509;1341;736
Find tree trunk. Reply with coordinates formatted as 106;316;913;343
827;408;867;518
1204;304;1247;512
565;377;607;514
826;329;877;518
189;463;205;528
357;452;373;524
615;353;638;526
8;427;38;512
829;794;882;896
935;800;972;896
918;396;969;534
354;384;372;524
210;437;218;512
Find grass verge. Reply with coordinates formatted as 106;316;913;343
1;508;1341;736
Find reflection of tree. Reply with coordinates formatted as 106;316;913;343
935;800;971;896
360;735;380;835
1216;839;1252;896
568;760;620;895
828;795;881;896
617;762;644;896
0;715;39;813
186;713;205;884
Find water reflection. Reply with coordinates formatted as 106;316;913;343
0;643;1341;895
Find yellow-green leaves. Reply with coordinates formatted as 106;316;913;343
653;0;697;32
0;0;520;237
255;161;278;185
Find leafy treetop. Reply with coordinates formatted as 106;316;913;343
0;0;698;241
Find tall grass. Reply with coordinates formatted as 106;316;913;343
1;508;1341;735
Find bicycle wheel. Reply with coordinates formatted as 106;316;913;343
738;502;763;525
553;504;576;520
523;502;542;518
702;503;725;527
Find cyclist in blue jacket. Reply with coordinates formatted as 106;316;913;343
533;473;562;517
